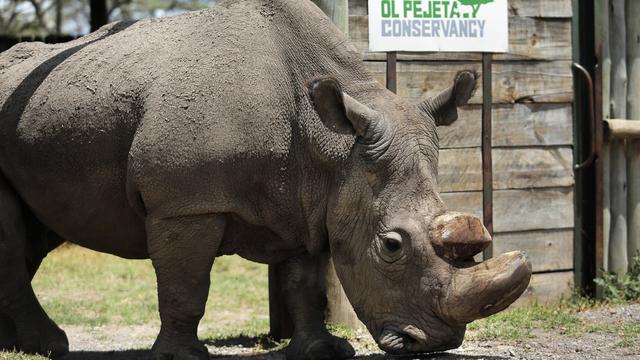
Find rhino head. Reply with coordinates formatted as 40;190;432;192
308;70;532;354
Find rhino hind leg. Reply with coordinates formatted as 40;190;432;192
0;174;68;358
277;254;355;360
146;214;226;360
0;316;16;351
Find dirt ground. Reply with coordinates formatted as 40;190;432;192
55;303;639;360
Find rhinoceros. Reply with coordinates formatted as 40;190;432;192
0;0;532;359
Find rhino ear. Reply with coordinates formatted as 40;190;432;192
308;77;379;137
419;70;477;126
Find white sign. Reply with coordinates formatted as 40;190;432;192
368;0;508;53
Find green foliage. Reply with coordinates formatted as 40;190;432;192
594;252;640;301
458;0;494;5
0;0;212;37
457;0;494;16
110;0;211;23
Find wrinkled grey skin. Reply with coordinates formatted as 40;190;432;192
0;1;532;359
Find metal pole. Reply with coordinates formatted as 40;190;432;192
482;52;493;260
386;51;397;93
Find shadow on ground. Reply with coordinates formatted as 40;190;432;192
203;334;280;349
61;349;506;360
56;335;508;360
62;352;507;360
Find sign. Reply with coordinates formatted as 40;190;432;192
368;0;508;53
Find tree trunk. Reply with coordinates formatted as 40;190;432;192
608;0;628;275
55;0;63;36
626;0;640;261
90;0;108;32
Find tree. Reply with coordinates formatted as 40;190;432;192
90;0;108;31
0;0;213;37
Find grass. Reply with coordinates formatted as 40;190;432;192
467;295;639;343
33;244;270;335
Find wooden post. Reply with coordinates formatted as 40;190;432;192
325;257;363;329
608;0;628;275
596;0;612;274
386;52;397;93
626;0;640;262
596;72;607;297
310;0;348;34
482;53;493;260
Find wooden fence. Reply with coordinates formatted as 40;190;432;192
596;0;640;277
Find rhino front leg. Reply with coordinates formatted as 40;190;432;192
278;254;355;360
146;214;225;360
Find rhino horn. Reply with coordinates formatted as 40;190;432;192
441;251;532;324
429;212;532;324
429;212;492;261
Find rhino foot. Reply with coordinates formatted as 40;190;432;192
285;332;355;360
14;318;69;359
150;334;209;360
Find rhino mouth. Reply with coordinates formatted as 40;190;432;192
376;251;531;355
377;323;464;355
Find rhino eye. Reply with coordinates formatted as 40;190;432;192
378;232;405;263
384;236;402;252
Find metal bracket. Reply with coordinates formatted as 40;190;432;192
572;62;597;171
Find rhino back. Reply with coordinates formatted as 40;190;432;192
0;0;378;259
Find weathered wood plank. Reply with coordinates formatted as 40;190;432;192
438;147;574;192
348;0;572;18
625;0;640;264
437;103;573;149
492;148;574;190
493;188;574;232
609;0;629;275
514;271;574;306
348;16;572;61
438;148;481;192
493;229;574;272
364;61;573;104
507;0;572;18
348;0;367;16
313;0;348;33
441;188;574;232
